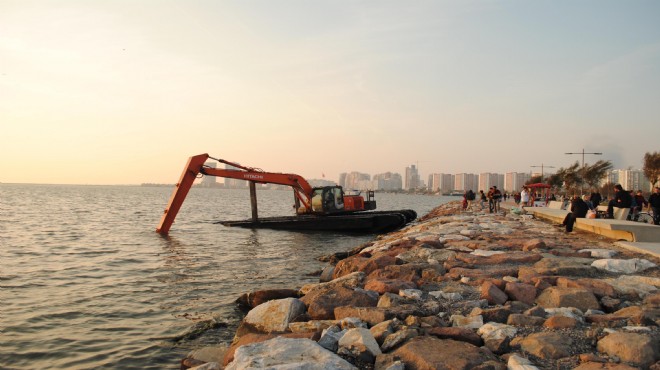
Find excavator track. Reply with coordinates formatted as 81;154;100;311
217;209;417;233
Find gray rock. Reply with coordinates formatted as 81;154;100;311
337;327;383;363
225;337;356;369
591;258;656;274
243;298;306;333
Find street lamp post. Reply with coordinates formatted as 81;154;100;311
530;164;555;182
565;149;603;195
565;149;602;168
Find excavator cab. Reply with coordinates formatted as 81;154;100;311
311;186;345;213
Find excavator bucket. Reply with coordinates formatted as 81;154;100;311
156;153;209;234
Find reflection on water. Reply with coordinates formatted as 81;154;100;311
0;184;449;369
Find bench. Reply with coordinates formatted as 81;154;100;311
596;205;630;220
548;201;565;210
575;218;660;242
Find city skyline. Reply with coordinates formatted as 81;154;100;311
2;1;659;185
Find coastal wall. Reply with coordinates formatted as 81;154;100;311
182;201;659;370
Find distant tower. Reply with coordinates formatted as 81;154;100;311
405;165;420;190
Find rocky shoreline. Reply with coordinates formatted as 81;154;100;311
181;201;659;369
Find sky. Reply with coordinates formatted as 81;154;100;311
2;0;659;185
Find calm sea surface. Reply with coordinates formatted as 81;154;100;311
0;184;451;369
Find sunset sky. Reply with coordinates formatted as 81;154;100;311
2;1;659;185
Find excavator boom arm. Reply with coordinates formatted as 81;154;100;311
156;153;314;234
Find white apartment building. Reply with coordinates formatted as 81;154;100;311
504;172;532;193
454;173;478;192
478;173;504;192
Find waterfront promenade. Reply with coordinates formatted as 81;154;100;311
181;201;659;369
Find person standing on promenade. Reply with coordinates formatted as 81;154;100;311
648;186;660;225
633;190;648;220
492;186;502;213
520;187;530;209
562;195;590;232
606;184;632;218
465;189;476;211
479;190;487;210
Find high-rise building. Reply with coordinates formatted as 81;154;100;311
504;172;531;192
405;165;421;190
478;173;504;192
343;172;370;190
610;169;652;192
373;172;403;191
454;173;477;192
428;173;454;193
338;173;347;189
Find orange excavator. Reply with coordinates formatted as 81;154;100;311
156;154;416;234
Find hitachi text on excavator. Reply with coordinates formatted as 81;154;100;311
156;154;416;234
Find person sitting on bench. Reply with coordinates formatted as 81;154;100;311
563;195;590;232
606;184;632;219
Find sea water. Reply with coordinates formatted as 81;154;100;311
0;184;449;369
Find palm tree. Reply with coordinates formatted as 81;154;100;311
581;160;613;192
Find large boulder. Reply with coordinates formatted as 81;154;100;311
241;298;306;334
535;287;600;312
591;258;656;274
596;332;658;368
301;286;378;320
333;254;397;279
520;332;573;360
391;337;501;370
225;337;356;370
337;327;383;363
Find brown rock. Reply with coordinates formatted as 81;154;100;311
334;306;393;326
333;255;369;279
426;327;483;347
471;307;511;324
574;362;640;370
333;254;397;279
364;277;416;294
556;277;616;298
601;296;622;313
578;353;607;363
523;239;546;251
481;281;508;305
507;313;545;327
533;257;595;276
505;282;537;305
235;289;300;309
520;332;573;359
535;287;601;312
597;332;658;368
368;263;427;284
543;315;578;329
392;337;499;369
447;267;519;281
455;252;542;265
301;285;378;320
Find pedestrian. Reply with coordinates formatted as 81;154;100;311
487;187;494;213
466;189;476;211
520;187;530;209
492;186;502;213
633;190;648;221
479;190;487;210
648;186;660;225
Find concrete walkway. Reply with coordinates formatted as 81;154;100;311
499;201;660;258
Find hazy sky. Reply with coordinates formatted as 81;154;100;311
2;1;659;185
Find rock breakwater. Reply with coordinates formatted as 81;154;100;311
183;201;660;370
